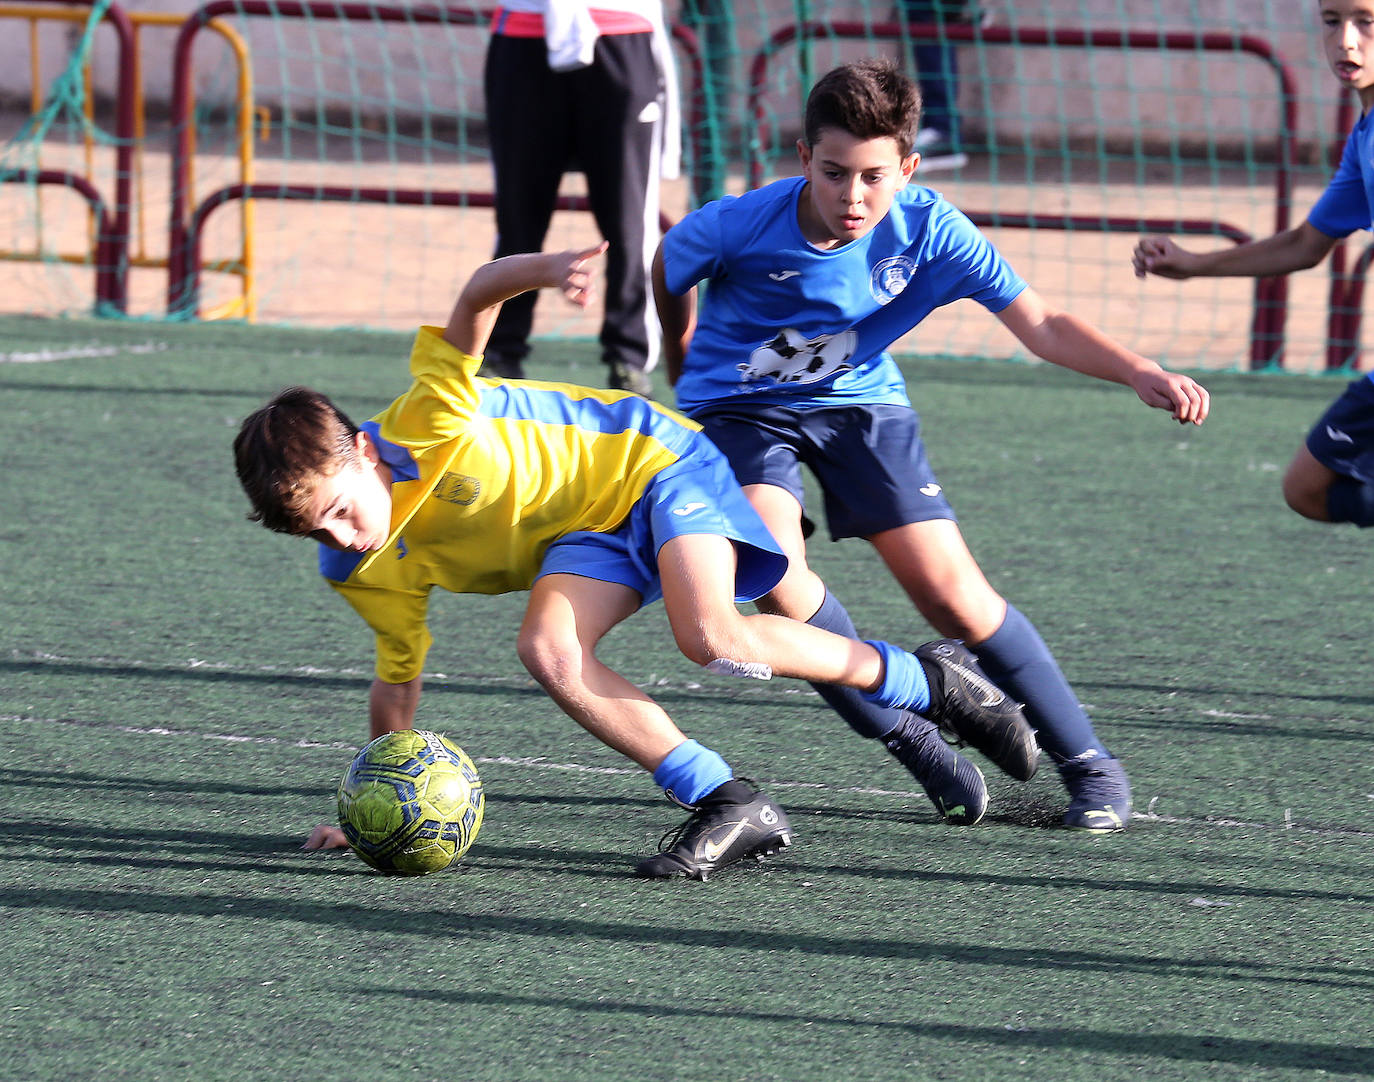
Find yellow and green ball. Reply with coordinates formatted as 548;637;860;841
337;729;484;875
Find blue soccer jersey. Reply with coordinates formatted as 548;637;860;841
1306;110;1374;394
1308;109;1374;242
663;177;1027;413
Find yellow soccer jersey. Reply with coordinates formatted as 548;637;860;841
321;326;703;684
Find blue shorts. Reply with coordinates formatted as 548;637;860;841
1305;375;1374;484
694;402;956;540
537;440;788;607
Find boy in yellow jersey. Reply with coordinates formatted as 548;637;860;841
233;244;1034;880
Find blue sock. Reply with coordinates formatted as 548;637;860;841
972;604;1107;762
860;640;931;713
805;590;909;740
1327;477;1374;527
652;740;732;806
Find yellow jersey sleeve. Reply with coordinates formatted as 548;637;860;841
329;578;434;685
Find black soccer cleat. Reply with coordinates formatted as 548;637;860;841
915;639;1040;782
635;779;792;881
885;711;989;825
1058;753;1132;832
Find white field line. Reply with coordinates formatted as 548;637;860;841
6;650;1373;837
1;341;170;363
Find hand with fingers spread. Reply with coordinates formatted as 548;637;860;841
557;241;609;308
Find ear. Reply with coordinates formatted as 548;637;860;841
355;429;381;467
900;151;919;184
796;138;812;174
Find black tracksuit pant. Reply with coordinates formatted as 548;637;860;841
484;31;663;375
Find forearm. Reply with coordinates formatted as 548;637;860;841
1019;308;1158;384
369;675;422;740
1185;224;1335;278
443;253;563;356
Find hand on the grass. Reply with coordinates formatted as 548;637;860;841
303;824;350;850
1132;236;1197;280
1131;368;1210;425
556;242;608;308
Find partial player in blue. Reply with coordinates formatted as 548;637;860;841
233;243;1033;879
655;58;1210;832
1134;0;1374;531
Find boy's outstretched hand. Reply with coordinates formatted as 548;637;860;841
1130;368;1210;425
303;823;350;850
557;241;609;308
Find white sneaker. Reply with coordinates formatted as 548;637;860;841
913;127;969;172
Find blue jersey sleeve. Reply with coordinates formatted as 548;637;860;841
1308;127;1371;239
661;198;732;296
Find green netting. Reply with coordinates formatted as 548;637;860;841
0;0;1359;371
0;0;115;313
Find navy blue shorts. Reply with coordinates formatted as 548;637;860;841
1305;376;1374;484
693;402;956;540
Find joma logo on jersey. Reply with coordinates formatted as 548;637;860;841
433;472;481;505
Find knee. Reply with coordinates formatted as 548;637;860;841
671;618;745;671
516;624;580;690
920;590;1006;643
1280;471;1331;522
671;624;719;669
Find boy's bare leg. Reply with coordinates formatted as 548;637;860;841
518;573;689;771
739;483;828;620
1281;444;1339;522
655;533;884;689
868;519;1006;642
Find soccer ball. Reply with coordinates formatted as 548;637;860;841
336;729;485;875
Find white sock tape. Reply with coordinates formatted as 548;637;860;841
705;657;773;681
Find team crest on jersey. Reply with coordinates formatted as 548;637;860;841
870;255;917;304
739;327;857;386
433;472;481;505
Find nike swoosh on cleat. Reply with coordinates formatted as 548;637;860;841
700;819;749;864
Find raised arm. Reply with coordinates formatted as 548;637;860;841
995;287;1210;425
443;243;608;356
1132;221;1338;281
652;239;696;386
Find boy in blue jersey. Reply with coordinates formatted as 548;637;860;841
1135;0;1374;531
655;58;1210;833
233;243;1035;879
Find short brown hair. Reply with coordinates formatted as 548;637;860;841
233;386;361;534
803;58;922;152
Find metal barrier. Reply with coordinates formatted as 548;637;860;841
0;0;255;315
746;21;1301;369
165;1;703;319
0;0;135;311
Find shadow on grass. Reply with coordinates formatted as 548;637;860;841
363;987;1374;1075
1;884;1370;1000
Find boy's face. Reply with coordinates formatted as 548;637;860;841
1321;1;1374;99
300;432;394;553
796;127;918;248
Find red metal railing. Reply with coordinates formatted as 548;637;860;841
747;21;1301;369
